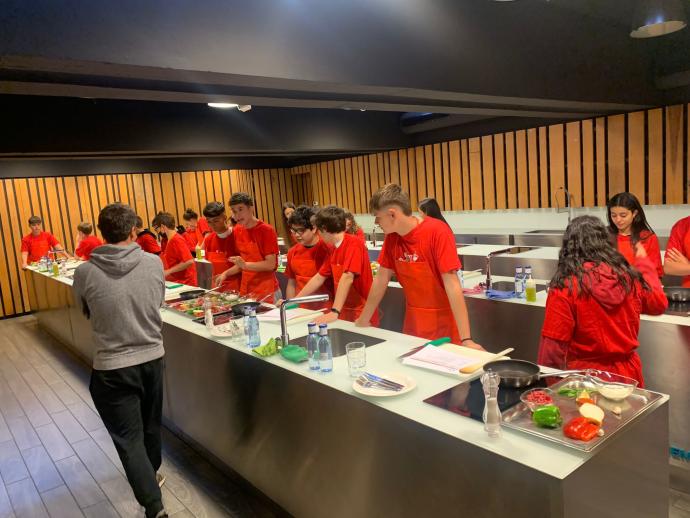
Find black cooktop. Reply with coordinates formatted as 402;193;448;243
423;378;548;422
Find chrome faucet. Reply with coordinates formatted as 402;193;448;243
485;248;514;290
553;187;574;223
371;223;382;247
278;294;330;347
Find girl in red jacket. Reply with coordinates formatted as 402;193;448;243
539;216;667;387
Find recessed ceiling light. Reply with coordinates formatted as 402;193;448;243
207;102;239;109
631;0;687;38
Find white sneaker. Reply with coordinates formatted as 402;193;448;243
156;472;166;488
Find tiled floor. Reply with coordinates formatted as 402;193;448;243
0;317;286;518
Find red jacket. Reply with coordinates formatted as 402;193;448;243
539;256;667;386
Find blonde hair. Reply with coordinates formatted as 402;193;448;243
369;183;412;216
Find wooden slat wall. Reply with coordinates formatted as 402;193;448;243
291;103;690;215
0;169;309;318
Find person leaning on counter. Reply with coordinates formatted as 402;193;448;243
135;217;162;255
21;215;67;269
74;222;103;261
224;192;281;303
354;184;482;350
295;205;379;326
539;216;667;386
607;192;663;277
663;213;690;286
201;201;241;293
152;212;197;287
283;205;333;310
181;208;207;253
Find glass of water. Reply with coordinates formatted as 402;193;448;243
346;342;366;378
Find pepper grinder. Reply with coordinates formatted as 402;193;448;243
481;371;502;438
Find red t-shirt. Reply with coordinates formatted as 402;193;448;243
378;217;461;286
161;233;197;286
354;227;365;243
21;231;60;263
197;217;211;235
616;231;663;277
182;229;201;252
75;235;103;261
319;233;373;302
233;220;280;291
665;215;690;282
136;231;161;255
285;239;332;280
204;232;237;273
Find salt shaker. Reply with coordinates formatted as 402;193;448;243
481;371;502;438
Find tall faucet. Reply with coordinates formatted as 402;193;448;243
278;294;330;347
553;187;574;223
485;248;514;290
372;223;382;247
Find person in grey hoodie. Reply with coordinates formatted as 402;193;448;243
73;203;168;518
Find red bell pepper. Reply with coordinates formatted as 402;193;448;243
563;416;600;442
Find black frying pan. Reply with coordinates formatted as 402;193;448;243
231;301;261;316
179;289;205;300
483;359;581;388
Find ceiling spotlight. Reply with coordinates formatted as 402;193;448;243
207;102;239;109
631;0;687;38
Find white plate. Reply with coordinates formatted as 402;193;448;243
352;371;416;397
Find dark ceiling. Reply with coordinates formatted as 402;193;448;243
1;0;689;176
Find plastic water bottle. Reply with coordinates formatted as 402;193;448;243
317;324;333;373
203;296;214;331
246;309;261;348
481;371;502;438
524;266;537;303
306;323;320;371
514;266;524;298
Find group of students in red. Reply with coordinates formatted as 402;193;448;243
22;184;690;387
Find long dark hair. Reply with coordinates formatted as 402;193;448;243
607;192;654;245
551;215;648;296
418;197;450;227
281;202;296;240
343;210;361;235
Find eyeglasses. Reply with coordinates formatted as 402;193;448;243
290;227;308;235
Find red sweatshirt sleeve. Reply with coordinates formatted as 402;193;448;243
541;288;575;342
634;255;668;315
665;218;690;260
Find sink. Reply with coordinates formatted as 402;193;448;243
526;230;563;234
497;246;537;254
489;280;548;292
289;328;385;357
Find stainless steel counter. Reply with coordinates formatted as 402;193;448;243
27;270;671;517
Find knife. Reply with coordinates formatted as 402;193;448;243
363;372;405;389
397;337;451;360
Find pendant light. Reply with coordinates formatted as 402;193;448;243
631;0;687;38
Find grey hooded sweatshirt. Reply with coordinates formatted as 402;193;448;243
72;242;165;370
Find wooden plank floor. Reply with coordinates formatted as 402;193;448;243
0;316;287;518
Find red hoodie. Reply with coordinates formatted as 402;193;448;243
538;255;667;386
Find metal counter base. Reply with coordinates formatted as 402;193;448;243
27;270;670;518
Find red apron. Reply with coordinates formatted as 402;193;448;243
235;239;278;303
394;260;461;343
332;264;378;326
291;255;331;311
206;251;240;293
683;230;690;288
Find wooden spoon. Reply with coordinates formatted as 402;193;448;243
459;348;514;374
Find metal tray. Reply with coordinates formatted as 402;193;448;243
501;375;663;452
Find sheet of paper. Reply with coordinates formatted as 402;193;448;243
402;345;477;373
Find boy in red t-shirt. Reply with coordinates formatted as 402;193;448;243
152;212;197;286
296;205;378;325
284;205;332;310
21;215;67;268
74;222;103;261
225;193;280;302
201;202;241;292
134;216;161;255
355;184;482;350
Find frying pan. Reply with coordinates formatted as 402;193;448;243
663;286;690;303
483;359;582;388
179;289;205;300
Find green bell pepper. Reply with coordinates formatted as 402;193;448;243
531;404;563;429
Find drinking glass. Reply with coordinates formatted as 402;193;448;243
346;342;366;378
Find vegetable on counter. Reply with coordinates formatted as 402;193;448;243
576;389;595;406
563;416;601;442
531;405;563;429
579;402;605;425
557;387;578;398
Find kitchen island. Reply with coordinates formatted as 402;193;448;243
25;267;669;518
